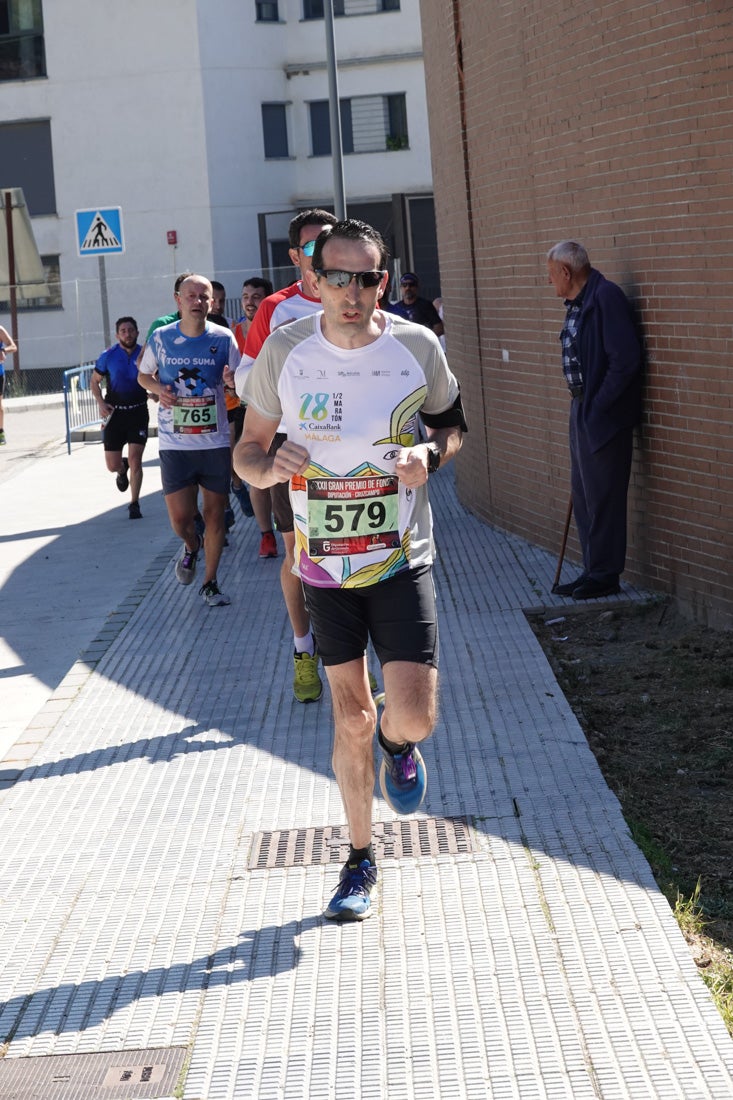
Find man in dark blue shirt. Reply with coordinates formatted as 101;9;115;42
386;273;444;337
91;317;149;519
547;241;642;599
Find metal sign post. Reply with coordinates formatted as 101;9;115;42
3;190;19;375
75;207;125;352
98;256;111;348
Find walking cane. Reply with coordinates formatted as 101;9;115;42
551;495;573;593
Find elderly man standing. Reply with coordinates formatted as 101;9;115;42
546;240;642;600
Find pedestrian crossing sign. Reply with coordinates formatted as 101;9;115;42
75;207;125;257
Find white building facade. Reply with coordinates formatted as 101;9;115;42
0;0;437;375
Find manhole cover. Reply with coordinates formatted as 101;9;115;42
249;816;477;869
0;1046;187;1099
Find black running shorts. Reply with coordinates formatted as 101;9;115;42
159;446;231;496
269;432;294;534
103;405;149;452
238;418;293;532
227;404;245;439
302;564;438;669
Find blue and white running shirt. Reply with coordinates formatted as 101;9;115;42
139;321;240;451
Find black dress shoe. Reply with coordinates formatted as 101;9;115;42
552;575;586;597
572;578;620;600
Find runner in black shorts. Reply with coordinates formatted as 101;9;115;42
91;317;149;519
236;219;466;922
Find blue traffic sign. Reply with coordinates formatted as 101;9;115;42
75;207;125;257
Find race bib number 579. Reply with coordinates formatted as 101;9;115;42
306;476;400;557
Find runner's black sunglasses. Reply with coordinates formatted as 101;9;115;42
314;269;386;289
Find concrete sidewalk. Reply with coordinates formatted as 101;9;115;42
0;418;732;1099
0;397;171;761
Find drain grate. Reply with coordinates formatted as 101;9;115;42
0;1046;187;1099
248;816;477;869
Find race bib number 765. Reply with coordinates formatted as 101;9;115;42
173;395;218;434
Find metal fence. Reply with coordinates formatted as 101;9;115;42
63;364;99;454
4;366;67;397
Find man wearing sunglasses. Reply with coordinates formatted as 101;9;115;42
235;219;466;922
235;209;338;705
387;271;444;337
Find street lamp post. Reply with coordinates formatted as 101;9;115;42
324;0;347;219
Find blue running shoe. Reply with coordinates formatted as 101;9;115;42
378;730;428;814
323;860;377;922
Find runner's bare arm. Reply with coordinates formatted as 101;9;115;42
234;406;310;488
90;370;113;419
137;371;176;407
394;425;463;489
0;325;17;356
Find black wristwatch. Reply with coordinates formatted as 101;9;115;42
426;442;441;475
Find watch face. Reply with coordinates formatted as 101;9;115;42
427;445;441;473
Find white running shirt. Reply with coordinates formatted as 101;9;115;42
244;311;460;589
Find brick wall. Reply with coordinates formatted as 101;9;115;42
420;0;733;627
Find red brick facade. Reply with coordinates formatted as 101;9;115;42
420;0;733;627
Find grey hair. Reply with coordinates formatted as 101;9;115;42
547;240;590;273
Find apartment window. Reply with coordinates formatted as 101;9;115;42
255;1;279;20
310;94;407;155
304;0;344;17
309;100;353;156
0;0;45;81
0;119;56;214
385;92;408;150
261;103;289;159
0;253;61;311
303;0;397;15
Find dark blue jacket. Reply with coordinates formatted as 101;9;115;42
574;268;642;452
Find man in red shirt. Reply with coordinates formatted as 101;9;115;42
235;209;337;704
